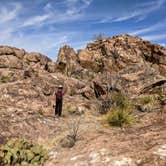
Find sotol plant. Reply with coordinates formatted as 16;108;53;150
105;108;135;127
104;92;135;127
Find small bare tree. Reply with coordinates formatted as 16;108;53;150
67;117;82;142
61;117;82;148
93;32;105;41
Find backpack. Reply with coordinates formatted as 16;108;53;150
56;90;63;100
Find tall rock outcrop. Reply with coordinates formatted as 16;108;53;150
0;46;56;74
56;34;166;97
56;45;79;75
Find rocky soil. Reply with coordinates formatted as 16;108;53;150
0;34;166;166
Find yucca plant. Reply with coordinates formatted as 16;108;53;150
103;92;135;127
106;108;135;127
111;92;132;110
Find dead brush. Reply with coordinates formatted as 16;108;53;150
61;117;82;148
67;117;82;142
155;89;166;124
154;106;166;124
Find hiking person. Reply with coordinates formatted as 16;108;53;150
54;85;65;117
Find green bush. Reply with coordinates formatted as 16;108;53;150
159;90;166;105
106;108;135;127
103;93;135;127
99;92;131;114
0;139;48;166
0;75;11;83
112;92;132;110
139;95;154;105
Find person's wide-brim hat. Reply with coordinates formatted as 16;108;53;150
58;85;63;88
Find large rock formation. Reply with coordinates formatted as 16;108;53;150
56;34;166;98
0;34;166;166
0;46;56;73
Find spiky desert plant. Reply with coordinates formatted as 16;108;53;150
105;108;135;127
103;93;135;127
0;139;48;166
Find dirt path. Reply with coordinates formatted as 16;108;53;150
0;100;165;166
44;111;166;166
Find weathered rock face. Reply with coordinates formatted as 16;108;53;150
83;34;166;74
0;46;25;69
77;49;104;72
0;46;56;72
56;34;166;97
0;34;166;166
0;34;165;122
56;45;79;75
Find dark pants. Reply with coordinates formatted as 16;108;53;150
55;99;62;116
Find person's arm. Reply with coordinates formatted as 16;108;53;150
62;90;65;96
54;90;57;100
62;85;67;95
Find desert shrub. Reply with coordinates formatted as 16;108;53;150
139;95;154;105
112;92;132;110
0;139;48;166
64;105;77;115
0;75;11;83
102;93;135;127
69;88;76;96
100;92;132;113
154;89;166;123
158;89;166;105
72;73;82;80
87;71;95;80
37;108;44;116
61;117;82;148
99;98;112;114
135;95;158;112
67;117;81;142
93;32;105;41
105;108;135;127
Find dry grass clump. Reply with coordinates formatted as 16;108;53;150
0;75;11;83
104;108;135;127
139;95;155;105
103;93;135;127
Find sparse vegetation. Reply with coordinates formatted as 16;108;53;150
111;92;132;110
87;71;95;80
103;92;135;127
105;108;135;127
135;95;158;112
37;108;44;116
154;89;166;124
93;32;105;41
139;95;154;105
99;98;112;114
61;117;82;148
71;72;83;80
64;104;78;115
0;75;11;83
69;88;76;96
68;117;82;142
158;89;166;105
94;57;103;64
0;139;48;166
